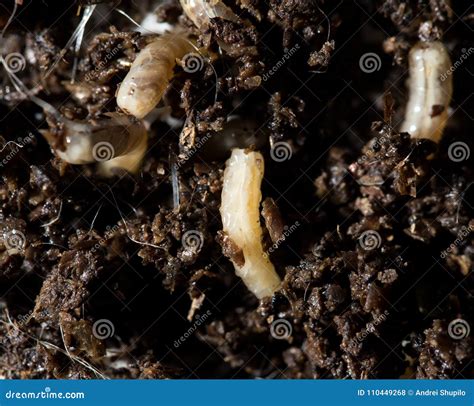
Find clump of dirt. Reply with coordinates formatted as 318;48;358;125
0;0;472;379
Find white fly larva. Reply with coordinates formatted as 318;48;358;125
179;0;240;29
220;148;282;299
116;33;194;119
400;41;453;143
42;113;148;177
1;45;148;178
97;120;148;177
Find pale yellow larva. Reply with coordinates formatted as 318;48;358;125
400;41;453;143
116;33;194;119
1;36;149;177
220;148;282;299
42;113;148;177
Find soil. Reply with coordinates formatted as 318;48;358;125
0;0;472;379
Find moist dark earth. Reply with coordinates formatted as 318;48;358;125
0;0;473;379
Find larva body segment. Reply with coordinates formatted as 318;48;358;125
180;0;240;29
180;0;218;28
96;130;147;177
117;33;194;119
220;148;282;299
0;61;148;177
44;114;148;177
401;41;453;143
